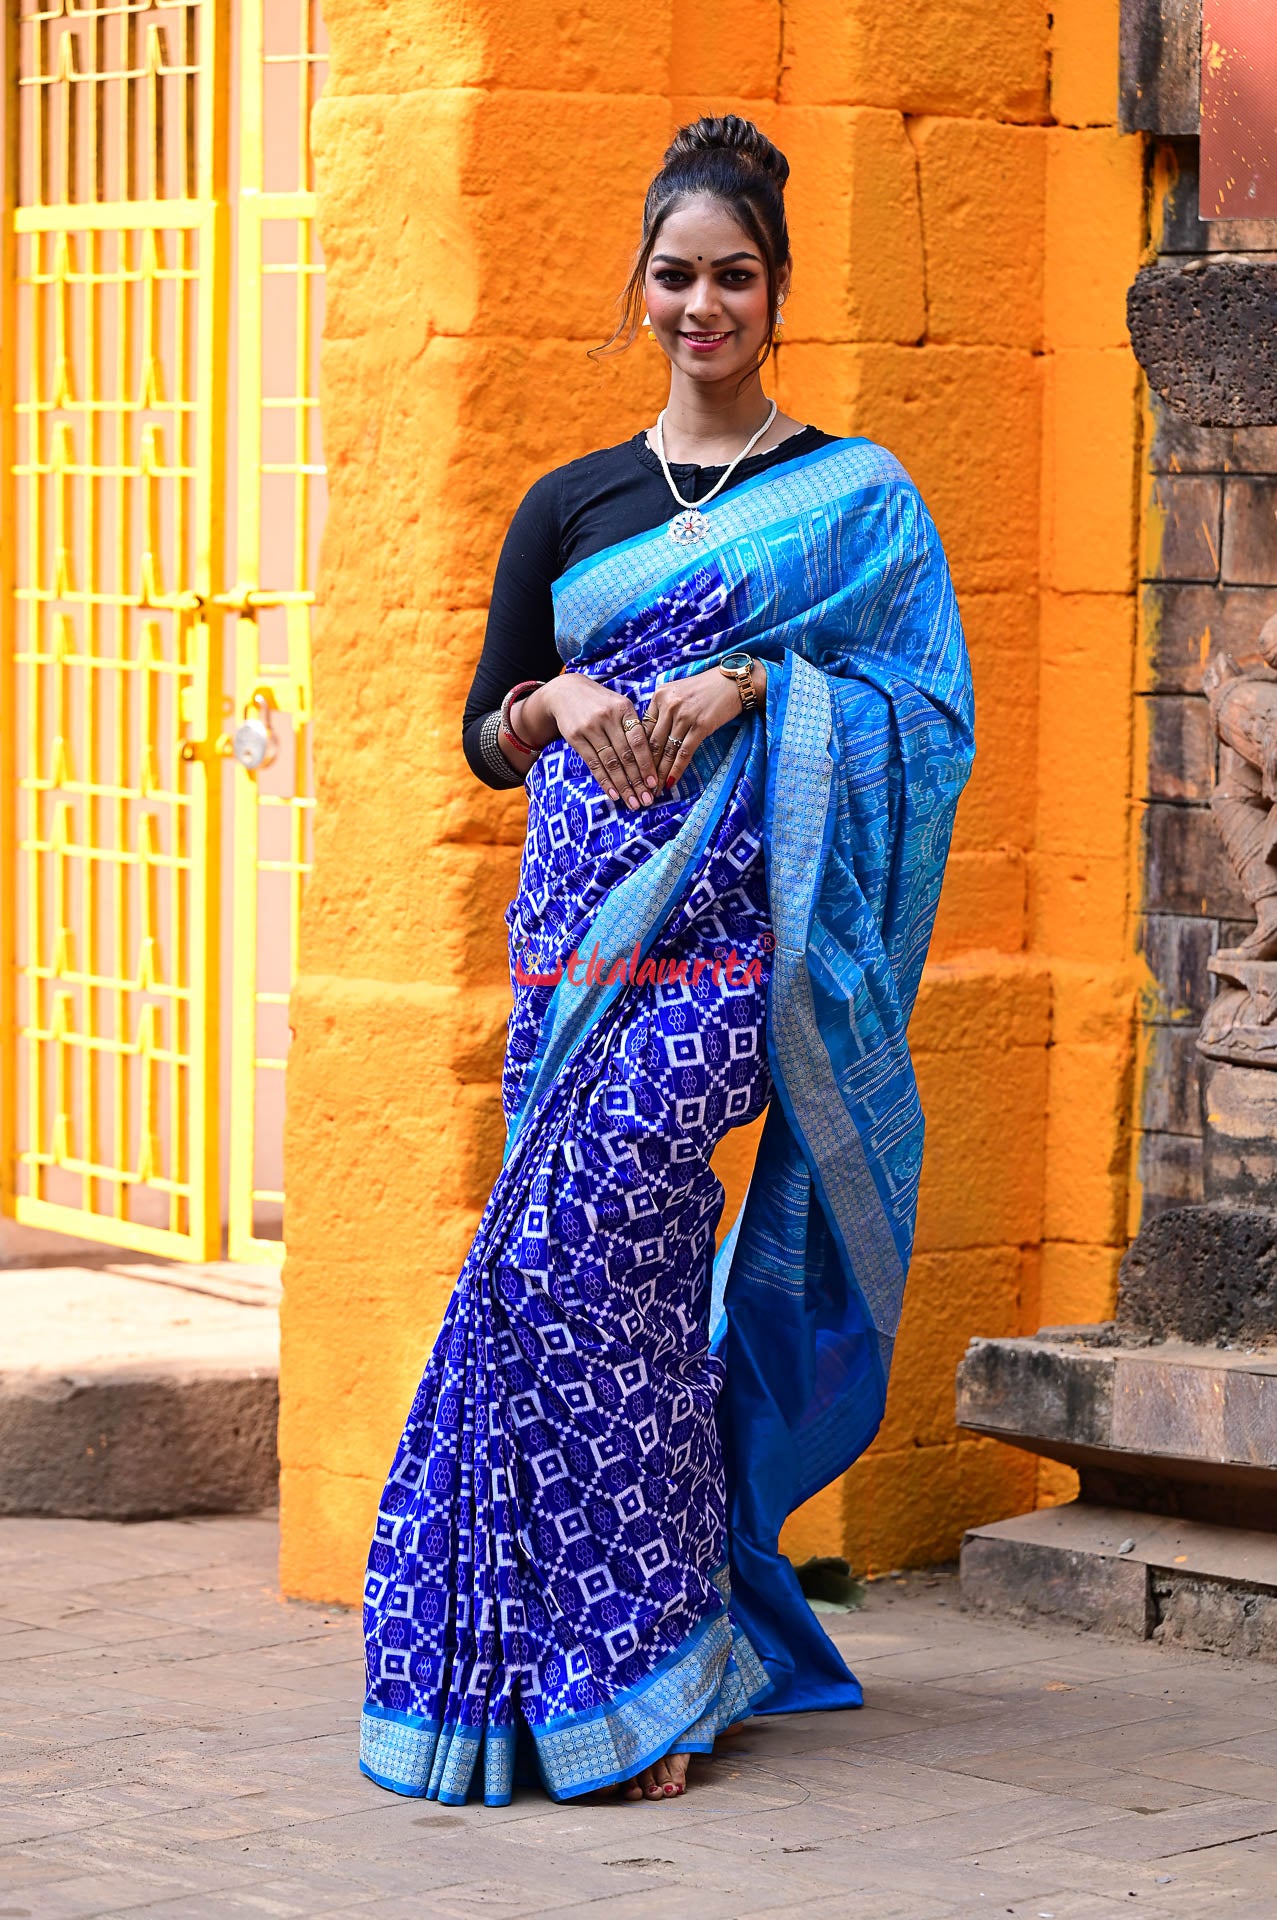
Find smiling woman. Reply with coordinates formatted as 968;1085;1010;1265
360;114;974;1813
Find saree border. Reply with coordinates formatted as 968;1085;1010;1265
552;437;911;665
360;1605;773;1806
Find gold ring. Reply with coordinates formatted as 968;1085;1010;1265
622;714;640;733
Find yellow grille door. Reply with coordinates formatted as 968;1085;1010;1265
1;0;324;1261
2;1;229;1259
225;1;322;1263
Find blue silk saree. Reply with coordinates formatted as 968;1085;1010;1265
360;436;973;1806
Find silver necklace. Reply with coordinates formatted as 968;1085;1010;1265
653;399;779;545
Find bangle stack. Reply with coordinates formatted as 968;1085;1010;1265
499;680;545;758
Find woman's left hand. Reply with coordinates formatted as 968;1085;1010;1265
643;661;767;792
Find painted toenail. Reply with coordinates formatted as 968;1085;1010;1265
664;1784;675;1795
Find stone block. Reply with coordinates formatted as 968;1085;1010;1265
928;849;1028;956
1221;478;1277;586
1201;1058;1277;1206
779;0;1048;118
323;0;670;96
1116;1200;1277;1341
1051;0;1123;128
1118;0;1201;134
279;1461;378;1608
1044;128;1145;351
961;1528;1153;1636
0;1270;279;1520
1038;1240;1123;1326
1154;1575;1277;1658
1135;1128;1203;1217
1051;959;1138;1047
1138;692;1214;801
779;343;1042;595
1042;348;1140;593
880;1247;1025;1452
1044;1043;1132;1245
1139;1022;1203;1134
963;1505;1277;1654
1223;1370;1277;1470
911;119;1046;349
1231;427;1277;472
1032;850;1130;962
1037;593;1135;861
1141;474;1222;582
913;1040;1047;1253
779;107;925;346
951;594;1038;854
669;0;780;94
1139;583;1277;693
909;952;1052;1055
957;1336;1115;1447
1128;263;1277;429
1137;912;1219;1022
1140;800;1250;918
285;978;512;1272
1147;391;1235;473
865;1441;967;1569
1110;1354;1227;1459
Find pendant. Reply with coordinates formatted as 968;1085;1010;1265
668;507;709;545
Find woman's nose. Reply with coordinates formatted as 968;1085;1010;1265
685;278;723;321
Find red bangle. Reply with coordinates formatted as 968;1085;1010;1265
500;680;544;757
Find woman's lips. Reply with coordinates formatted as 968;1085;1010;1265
681;331;731;353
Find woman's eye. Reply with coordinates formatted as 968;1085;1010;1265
653;271;689;287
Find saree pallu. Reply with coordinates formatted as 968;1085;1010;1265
360;437;973;1806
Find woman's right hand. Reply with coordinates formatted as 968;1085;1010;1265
513;677;661;810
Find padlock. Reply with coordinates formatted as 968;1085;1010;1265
232;693;278;771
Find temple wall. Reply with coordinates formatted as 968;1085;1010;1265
280;0;1147;1602
1133;140;1277;1220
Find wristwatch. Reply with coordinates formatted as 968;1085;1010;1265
719;652;758;714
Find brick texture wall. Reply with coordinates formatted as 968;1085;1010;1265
1135;138;1277;1219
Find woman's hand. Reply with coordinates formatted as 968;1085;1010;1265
512;660;766;806
643;661;767;792
514;677;661;809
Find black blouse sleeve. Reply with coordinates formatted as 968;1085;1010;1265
462;469;566;787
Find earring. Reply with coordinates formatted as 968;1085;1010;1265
773;303;786;344
641;311;657;342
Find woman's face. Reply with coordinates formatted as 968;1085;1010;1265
643;193;789;386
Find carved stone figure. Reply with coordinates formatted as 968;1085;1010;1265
1199;615;1277;1069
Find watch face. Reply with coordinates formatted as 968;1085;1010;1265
721;653;749;675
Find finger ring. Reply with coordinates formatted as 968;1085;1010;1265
668;735;684;751
622;714;640;733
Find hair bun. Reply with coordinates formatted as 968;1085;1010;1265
663;115;790;191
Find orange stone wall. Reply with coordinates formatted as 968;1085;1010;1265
279;0;1149;1601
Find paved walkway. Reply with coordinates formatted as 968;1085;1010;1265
3;1515;1277;1919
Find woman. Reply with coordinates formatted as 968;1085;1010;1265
360;115;973;1810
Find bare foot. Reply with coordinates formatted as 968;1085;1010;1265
628;1751;690;1801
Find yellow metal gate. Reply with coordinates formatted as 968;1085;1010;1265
0;0;324;1263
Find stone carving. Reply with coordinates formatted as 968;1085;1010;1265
1199;615;1277;1069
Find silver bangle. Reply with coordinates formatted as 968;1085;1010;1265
478;709;527;788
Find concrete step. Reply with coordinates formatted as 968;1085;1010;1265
1;1264;279;1519
962;1500;1277;1660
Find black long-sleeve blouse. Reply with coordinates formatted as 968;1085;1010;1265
462;426;834;787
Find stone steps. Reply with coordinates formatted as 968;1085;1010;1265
0;1264;279;1519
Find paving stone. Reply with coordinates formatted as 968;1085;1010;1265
7;1519;1277;1914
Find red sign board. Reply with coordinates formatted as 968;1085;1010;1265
1201;0;1277;217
